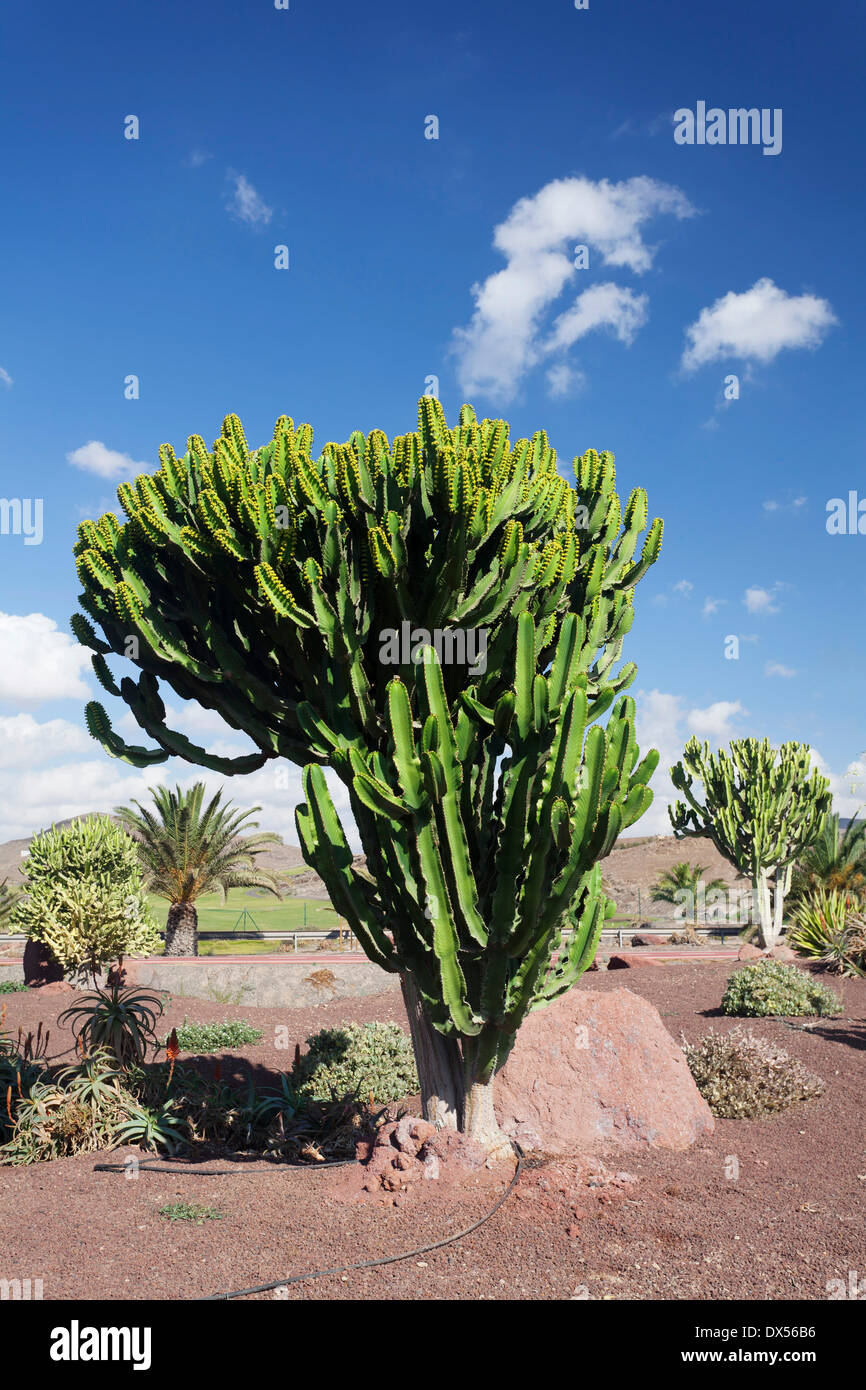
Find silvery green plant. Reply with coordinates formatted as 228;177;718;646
71;398;662;1150
293;1021;419;1104
12;817;160;981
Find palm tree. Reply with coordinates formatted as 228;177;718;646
650;861;728;939
115;784;283;956
789;811;866;908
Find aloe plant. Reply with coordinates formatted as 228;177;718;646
71;398;662;1150
59;984;165;1068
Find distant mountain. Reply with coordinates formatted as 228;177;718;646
0;812;307;888
1;812;741;922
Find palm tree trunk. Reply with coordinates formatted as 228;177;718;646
164;901;198;956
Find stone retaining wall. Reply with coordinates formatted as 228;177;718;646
125;957;400;1008
0;955;400;1009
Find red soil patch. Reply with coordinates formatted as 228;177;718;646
1;961;863;1301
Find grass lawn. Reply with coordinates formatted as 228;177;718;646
146;888;342;954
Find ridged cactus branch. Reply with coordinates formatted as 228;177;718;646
71;398;663;1150
669;737;831;949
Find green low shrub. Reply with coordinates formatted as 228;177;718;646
0;980;28;994
168;1018;264;1051
293;1021;418;1103
721;959;842;1017
683;1027;826;1117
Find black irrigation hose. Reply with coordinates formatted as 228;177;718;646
93;1142;525;1301
93;1157;355;1175
202;1141;525;1302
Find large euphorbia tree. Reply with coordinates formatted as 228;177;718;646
71;398;662;1152
669;737;832;949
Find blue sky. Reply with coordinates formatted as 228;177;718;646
1;0;864;844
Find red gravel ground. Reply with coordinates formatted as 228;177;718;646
0;961;863;1301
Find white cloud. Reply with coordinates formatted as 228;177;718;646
67;441;150;480
681;277;837;372
653;580;693;605
702;596;726;617
0;366;12;387
225;171;273;227
0;613;92;706
0;759;166;845
763;495;807;514
0;714;90;769
631;690;745;834
544;282;649;354
452;174;695;400
687;700;745;742
0;727;360;850
545;363;586;399
765;661;796;678
743;584;782;615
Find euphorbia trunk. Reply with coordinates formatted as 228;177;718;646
164;901;198;956
400;974;512;1158
752;868;789;950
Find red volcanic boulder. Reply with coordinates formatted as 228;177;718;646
769;944;797;962
738;942;764;961
607;953;669;969
494;987;714;1155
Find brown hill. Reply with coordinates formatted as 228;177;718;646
1;811;745;924
0;814;306;888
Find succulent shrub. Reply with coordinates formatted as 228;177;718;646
293;1021;419;1104
70;398;663;1148
669;739;831;949
1;1050;129;1164
683;1028;825;1118
0;878;20;934
11;817;160;980
788;889;866;978
59;984;165;1068
721;960;842;1018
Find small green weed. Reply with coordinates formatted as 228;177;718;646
158;1201;224;1224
